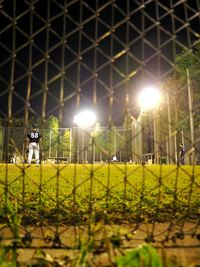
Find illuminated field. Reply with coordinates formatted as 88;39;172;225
0;164;200;224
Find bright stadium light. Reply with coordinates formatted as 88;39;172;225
74;110;97;127
138;86;161;111
137;86;162;164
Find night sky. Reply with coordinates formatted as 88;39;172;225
0;0;200;126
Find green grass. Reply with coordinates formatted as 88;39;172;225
0;163;200;224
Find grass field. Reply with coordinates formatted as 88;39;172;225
0;163;200;266
0;164;200;224
0;163;200;224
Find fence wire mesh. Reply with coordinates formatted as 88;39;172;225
1;0;200;265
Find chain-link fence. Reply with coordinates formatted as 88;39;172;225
1;0;200;265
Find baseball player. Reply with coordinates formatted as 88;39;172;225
26;124;42;166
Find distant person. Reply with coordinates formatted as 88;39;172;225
11;152;17;164
26;125;42;166
112;155;117;162
178;143;185;165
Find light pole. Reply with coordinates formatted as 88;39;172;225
187;68;195;165
131;116;143;164
137;86;161;164
73;110;97;163
166;91;173;164
69;128;72;163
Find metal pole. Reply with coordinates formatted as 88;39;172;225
187;68;195;165
138;117;143;163
167;91;173;164
49;129;51;158
132;116;143;164
153;111;157;164
0;126;4;162
174;134;177;164
166;136;169;164
81;129;84;163
69;128;72;163
77;128;79;163
114;127;116;157
85;149;87;163
92;136;95;164
136;116;142;163
131;121;135;162
93;135;95;163
181;130;184;146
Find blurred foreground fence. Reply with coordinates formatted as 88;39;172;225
0;125;200;265
1;0;200;265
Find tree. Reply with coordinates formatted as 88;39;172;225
43;115;59;158
91;123;119;162
61;128;71;160
175;43;200;127
159;44;200;141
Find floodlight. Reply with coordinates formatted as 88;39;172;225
138;86;161;111
74;110;97;127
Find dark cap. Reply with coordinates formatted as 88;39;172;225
32;124;37;129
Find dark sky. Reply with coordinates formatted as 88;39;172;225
0;0;200;126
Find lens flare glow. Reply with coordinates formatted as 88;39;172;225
138;86;161;111
74;110;97;127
